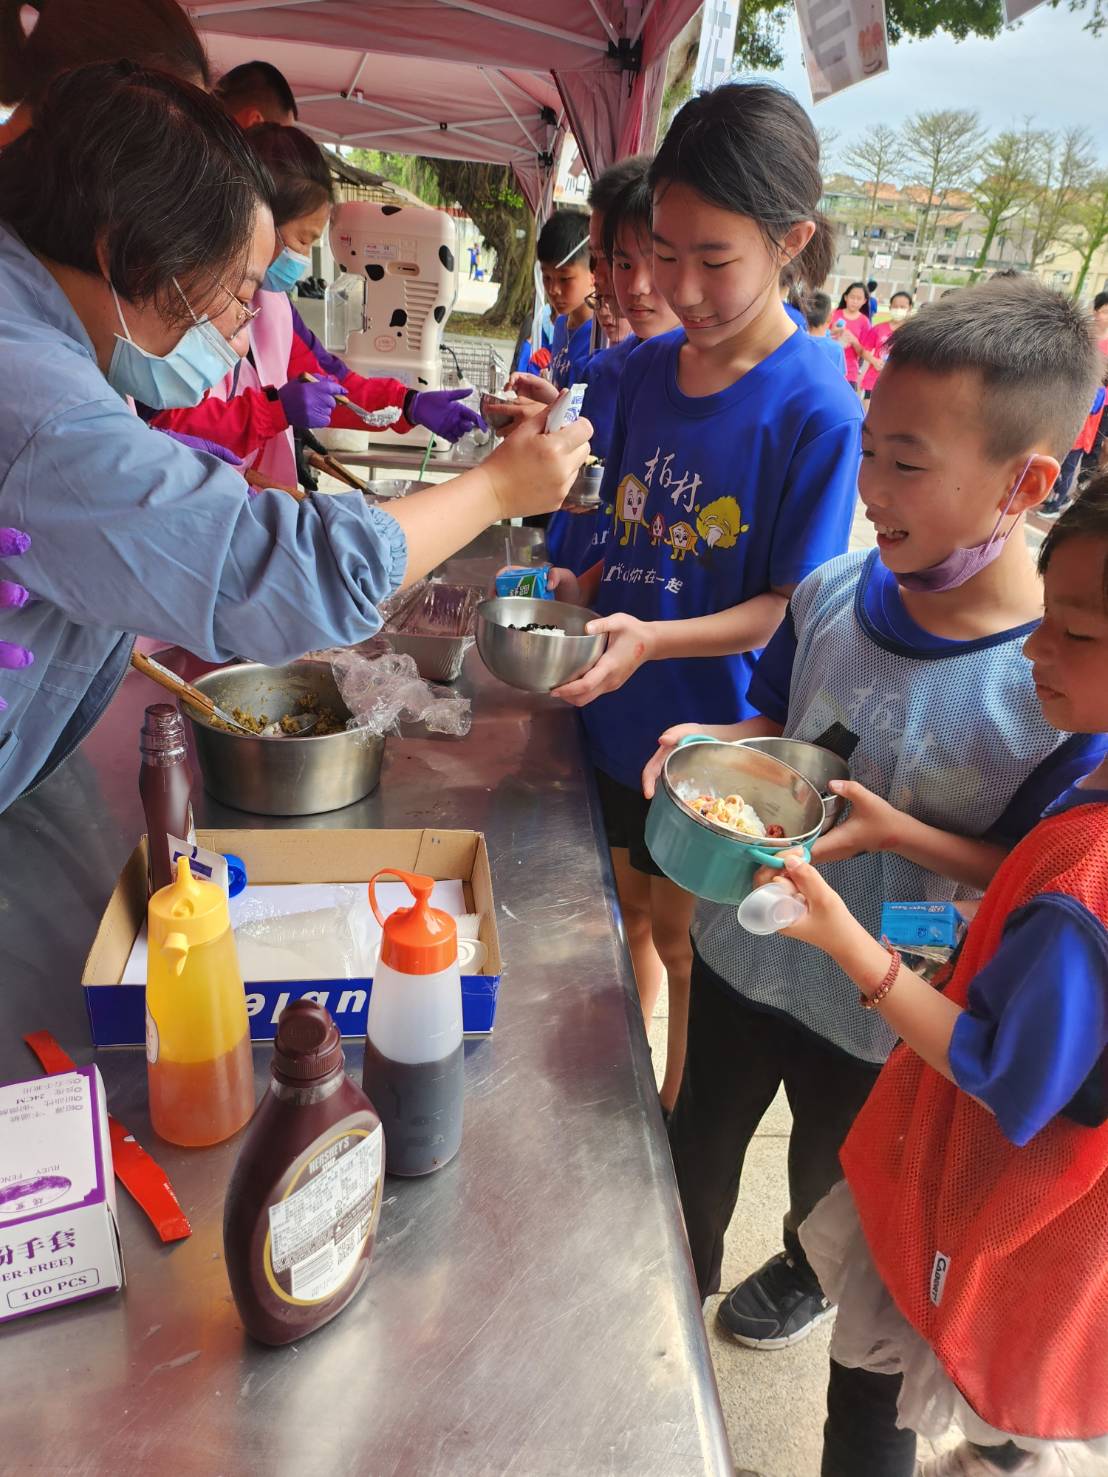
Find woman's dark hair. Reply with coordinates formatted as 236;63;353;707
890;290;914;308
602;168;653;263
0;0;209;104
247;124;333;227
650;82;833;292
837;281;872;319
1039;471;1108;609
0;62;270;325
537;209;590;267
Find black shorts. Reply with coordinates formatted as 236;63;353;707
593;766;664;878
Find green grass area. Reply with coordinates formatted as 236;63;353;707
445;310;510;338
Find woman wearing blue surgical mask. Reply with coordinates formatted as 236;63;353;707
0;63;591;810
154;124;486;485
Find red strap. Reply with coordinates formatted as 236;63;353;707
24;1032;191;1244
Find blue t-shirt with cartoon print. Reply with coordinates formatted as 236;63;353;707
546;334;639;575
581;326;863;788
550;314;594;390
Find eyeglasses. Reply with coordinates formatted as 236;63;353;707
176;276;261;336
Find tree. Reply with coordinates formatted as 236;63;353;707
842;125;905;279
1021;128;1096;272
1065;174;1108;300
423;160;534;329
900;109;984;287
969;123;1043;279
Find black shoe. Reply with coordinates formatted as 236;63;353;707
716;1251;833;1349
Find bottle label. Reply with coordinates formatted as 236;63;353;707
145;1008;159;1065
264;1125;383;1305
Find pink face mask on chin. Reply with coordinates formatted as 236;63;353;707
894;457;1034;594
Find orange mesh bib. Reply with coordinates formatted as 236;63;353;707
843;800;1108;1440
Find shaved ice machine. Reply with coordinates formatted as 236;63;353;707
324;200;459;450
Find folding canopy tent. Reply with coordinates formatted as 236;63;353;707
191;0;702;210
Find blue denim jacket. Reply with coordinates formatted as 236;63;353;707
0;225;407;808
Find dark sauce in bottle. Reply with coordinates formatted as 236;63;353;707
224;1000;385;1346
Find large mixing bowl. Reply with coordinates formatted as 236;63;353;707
737;737;849;834
182;661;384;816
476;596;607;694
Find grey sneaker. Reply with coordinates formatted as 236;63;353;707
716;1251;833;1349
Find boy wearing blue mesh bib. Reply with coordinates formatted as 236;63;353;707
640;279;1108;1348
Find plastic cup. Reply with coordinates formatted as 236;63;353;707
736;881;806;936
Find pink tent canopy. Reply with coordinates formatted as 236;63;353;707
191;1;700;209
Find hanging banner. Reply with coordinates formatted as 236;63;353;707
794;0;889;102
693;1;741;94
1002;0;1045;19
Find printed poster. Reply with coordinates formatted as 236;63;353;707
794;0;889;102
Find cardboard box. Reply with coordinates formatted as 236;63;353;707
0;1067;124;1323
83;829;504;1048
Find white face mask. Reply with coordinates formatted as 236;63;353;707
106;280;239;409
888;306;910;322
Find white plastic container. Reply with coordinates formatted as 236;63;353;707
362;869;464;1176
736;881;806;936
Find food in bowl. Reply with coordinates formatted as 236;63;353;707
508;623;567;636
681;789;786;839
207;693;345;737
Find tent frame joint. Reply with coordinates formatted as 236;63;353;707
606;34;643;74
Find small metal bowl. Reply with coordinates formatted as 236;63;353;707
364;478;433;503
182;661;384;816
737;737;849;834
475;596;607;694
479;391;520;433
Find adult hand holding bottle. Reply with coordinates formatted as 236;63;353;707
385;407;592;588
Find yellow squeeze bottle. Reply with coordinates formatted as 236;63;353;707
146;856;255;1147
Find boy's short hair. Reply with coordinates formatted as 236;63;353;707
1094;291;1108;313
886;278;1101;461
588;155;651;214
215;61;298;122
601;168;653;262
804;291;832;329
537;209;591;268
1039;471;1108;608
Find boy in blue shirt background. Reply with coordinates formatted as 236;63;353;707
804;290;847;377
641;277;1106;1355
537;209;595;390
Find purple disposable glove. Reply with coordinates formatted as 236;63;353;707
277;376;343;429
406;388;487;443
0;527;34;711
157;428;244;467
291;308;349;381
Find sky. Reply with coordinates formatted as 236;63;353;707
745;4;1106;167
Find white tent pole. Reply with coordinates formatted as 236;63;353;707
432;0;609;52
628;0;660;46
346;52;370;94
583;0;621;45
479;67;541;151
189;0;325;17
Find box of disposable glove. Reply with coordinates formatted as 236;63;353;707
0;1067;124;1323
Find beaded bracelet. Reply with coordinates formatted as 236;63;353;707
861;940;900;1011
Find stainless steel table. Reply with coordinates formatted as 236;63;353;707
0;529;733;1477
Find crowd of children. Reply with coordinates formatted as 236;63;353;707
502;77;1108;1477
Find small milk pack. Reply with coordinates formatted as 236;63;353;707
0;1067;124;1323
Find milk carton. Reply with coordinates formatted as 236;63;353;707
0;1067;124;1322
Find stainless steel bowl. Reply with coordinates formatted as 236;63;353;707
364;479;433;503
182;661;384;816
475;596;607;694
737;737;849;834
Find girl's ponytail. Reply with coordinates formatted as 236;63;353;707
794;211;834;293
